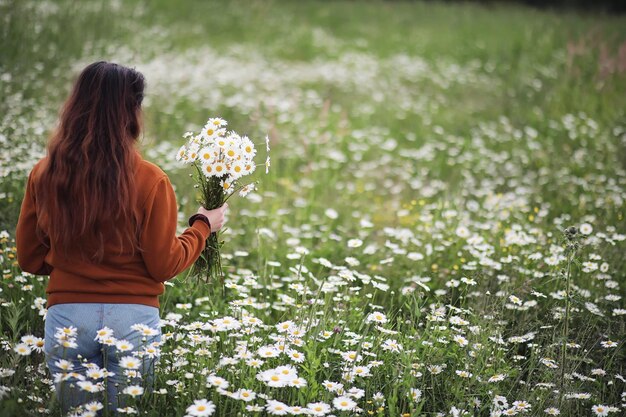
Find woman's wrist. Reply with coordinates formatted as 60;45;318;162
188;213;211;231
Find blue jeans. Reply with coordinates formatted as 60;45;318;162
44;303;162;415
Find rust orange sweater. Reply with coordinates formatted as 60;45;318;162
15;149;211;308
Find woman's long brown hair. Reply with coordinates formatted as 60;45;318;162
36;61;145;263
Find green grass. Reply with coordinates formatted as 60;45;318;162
1;0;625;416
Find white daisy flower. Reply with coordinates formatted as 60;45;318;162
115;340;134;352
307;402;331;416
119;356;140;370
207;117;227;128
235;389;256;402
13;343;32;356
123;385;144;397
366;312;388;324
579;223;593;235
176;144;187;162
207;375;229;389
266;399;289;415
186;399;216;417
241;136;256;158
332;396;356;411
229;160;246;179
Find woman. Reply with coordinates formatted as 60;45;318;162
15;61;228;415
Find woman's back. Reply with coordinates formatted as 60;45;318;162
17;148;211;308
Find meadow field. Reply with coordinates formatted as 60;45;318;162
1;0;626;416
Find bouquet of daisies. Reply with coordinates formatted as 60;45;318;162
176;117;270;283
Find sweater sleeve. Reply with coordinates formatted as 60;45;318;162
140;175;211;282
16;168;53;276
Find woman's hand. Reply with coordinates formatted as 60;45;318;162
197;204;228;232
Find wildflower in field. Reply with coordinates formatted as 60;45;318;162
119;356;140;370
85;366;105;380
258;367;291;388
322;380;343;392
13;343;32;355
54;359;74;371
288;377;307;388
234;388;256;402
579;223;593;235
29;337;45;353
115;340;134;352
407;388;422;402
366;311;388;324
307;402;331;415
381;339;402;352
77;381;104;393
591;405;609;416
341;350;362;362
493;396;509;410
94;326;113;341
266;399;289;415
287;349;306;363
455;370;472;378
245;358;264;368
488;374;506;382
325;208;339;219
131;323;160;337
347;238;363;248
564;392;591;399
513;400;531;412
509;295;522;306
456;226;471;238
96;335;116;346
453;334;469;347
352;365;371;377
427;364;445;375
333;395;357;411
539;358;558;369
186;399;216;417
83;401;103;412
245;404;264;412
123;385;144;397
600;340;618;348
258;345;280;358
58;326;78;337
276;320;295;333
207;375;229;389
